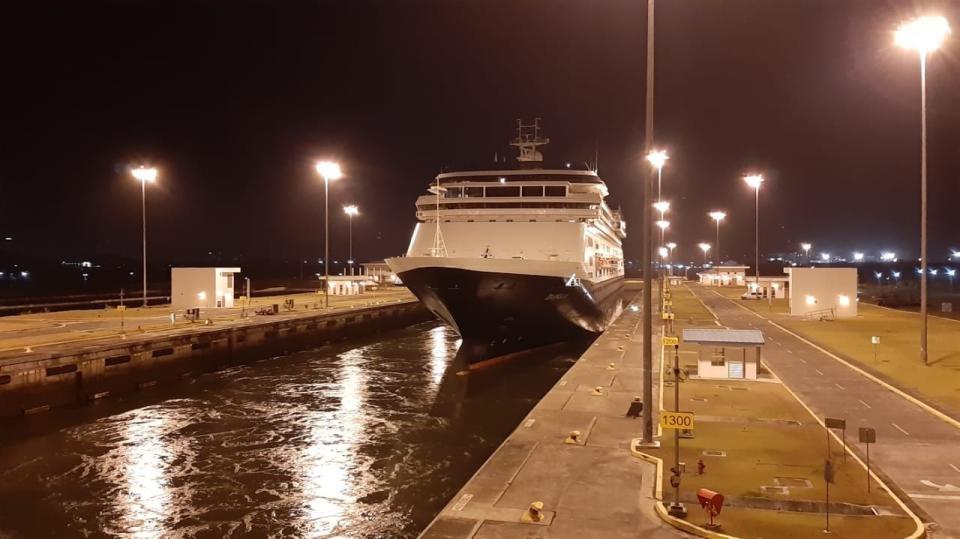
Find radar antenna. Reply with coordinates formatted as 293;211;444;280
428;179;448;257
509;118;550;163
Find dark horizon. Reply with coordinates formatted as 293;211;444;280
2;0;959;268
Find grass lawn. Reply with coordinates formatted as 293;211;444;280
721;285;960;414
648;284;917;538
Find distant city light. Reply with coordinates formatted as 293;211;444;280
947;268;956;277
645;149;669;170
892;271;901;279
881;251;897;262
800;243;812;252
951;250;960;260
20;271;29;278
698;242;711;254
3;237;11;241
875;271;883;279
820;253;830;261
930;268;938;276
895;16;951;53
853;252;864;261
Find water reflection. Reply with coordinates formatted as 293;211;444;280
0;322;585;538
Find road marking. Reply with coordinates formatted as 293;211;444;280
858;399;872;409
451;493;473;511
950;463;960;474
892;423;910;436
906;493;960;500
523;418;536;428
786;349;794;354
835;383;845;390
815;369;824;376
798;358;807;364
920;479;960;492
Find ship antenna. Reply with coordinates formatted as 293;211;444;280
594;139;599;173
509;118;550;164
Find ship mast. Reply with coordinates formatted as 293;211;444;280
428;179;448;257
509;118;549;165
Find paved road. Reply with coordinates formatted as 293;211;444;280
690;284;960;537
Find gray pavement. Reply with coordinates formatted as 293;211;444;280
690;284;960;538
420;294;685;538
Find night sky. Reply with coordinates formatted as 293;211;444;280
2;0;959;266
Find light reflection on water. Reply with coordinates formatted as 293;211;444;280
0;322;580;538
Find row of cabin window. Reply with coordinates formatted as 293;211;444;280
418;202;598;210
444;185;567;198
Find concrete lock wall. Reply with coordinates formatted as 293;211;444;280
0;301;430;419
788;267;858;317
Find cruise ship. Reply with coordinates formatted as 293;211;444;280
387;120;626;364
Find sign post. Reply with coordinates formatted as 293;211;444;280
824;458;834;533
859;427;876;493
825;417;846;463
665;340;687;518
871;336;880;362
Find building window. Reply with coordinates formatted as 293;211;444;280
227;274;234;288
463;186;484;198
521;185;544;197
485;186;521;197
710;347;726;366
445;187;463;198
544;186;566;197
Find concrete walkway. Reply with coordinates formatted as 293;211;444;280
691;284;960;537
420;294;683;538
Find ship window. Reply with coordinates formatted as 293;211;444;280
464;186;484;198
545;186;567;197
485;186;521;197
521;185;544;197
445;187;463;198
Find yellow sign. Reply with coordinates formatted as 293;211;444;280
662;312;675;320
664;300;673;307
660;411;695;430
662;336;679;347
117;305;127;311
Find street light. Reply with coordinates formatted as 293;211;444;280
881;251;897;262
655;220;670;232
853;252;865;262
653;201;670;245
709;211;726;265
315;161;343;308
896;15;950;366
800;243;812;264
343;204;359;275
743;174;764;286
130;166;158;307
698;242;711;264
646;149;669;202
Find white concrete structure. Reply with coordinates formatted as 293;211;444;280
698;265;749;286
748;276;790;299
682;328;765;380
325;275;369;295
171;267;241;310
360;260;399;285
785;267;858;318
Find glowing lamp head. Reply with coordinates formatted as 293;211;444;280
881;251;897;262
653;201;670;214
131;166;158;183
708;211;726;223
952;250;960;259
853;252;864;261
838;295;851;307
666;242;677;251
743;174;764;190
820;253;830;261
343;204;359;216
801;243;812;252
805;295;817;306
197;291;207;301
315;161;343;180
947;269;956;277
895;16;950;54
655;220;670;231
698;242;711;253
893;271;901;278
645;149;669;169
658;247;669;258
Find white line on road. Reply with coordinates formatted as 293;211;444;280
858;399;872;409
835;383;845;390
786;349;794;354
815;369;824;376
892;423;910;436
798;358;807;364
950;463;960;474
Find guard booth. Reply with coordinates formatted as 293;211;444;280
682;328;765;380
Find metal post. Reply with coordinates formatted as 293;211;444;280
324;177;330;308
672;346;683;514
349;213;354;276
640;0;656;445
825;470;830;532
919;53;928;366
754;187;760;287
120;288;125;331
715;219;720;265
866;442;871;493
141;179;148;307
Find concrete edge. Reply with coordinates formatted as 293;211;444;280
695;287;928;539
866;301;960;325
629;440;740;539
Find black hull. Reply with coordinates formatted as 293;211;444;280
397;267;623;365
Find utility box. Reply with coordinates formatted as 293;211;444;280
171;267;241;310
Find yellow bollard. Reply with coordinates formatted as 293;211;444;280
564;430;582;445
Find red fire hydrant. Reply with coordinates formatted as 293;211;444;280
697;459;706;475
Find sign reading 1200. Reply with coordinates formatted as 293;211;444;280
659;411;695;430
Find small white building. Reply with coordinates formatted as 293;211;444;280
682;328;765;380
785;267;858;318
324;275;369;296
171;267;241;310
747;276;790;299
698;265;750;287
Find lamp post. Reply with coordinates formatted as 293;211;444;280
744;174;764;287
896;15;950;366
646;150;669;203
315;161;343;308
130;166;158;307
708;211;725;265
343;205;359;275
666;242;677;276
654;201;670;245
801;243;812;264
656;220;670;311
698;242;711;264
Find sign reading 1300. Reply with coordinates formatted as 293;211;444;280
659;411;695;430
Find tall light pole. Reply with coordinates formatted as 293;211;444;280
744;174;764;287
896;15;950;366
698;242;711;264
640;0;657;449
666;241;677;275
708;211;725;265
316;161;343;308
801;242;812;264
653;201;670;245
343;205;359;275
130;166;158;307
646;149;669;203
